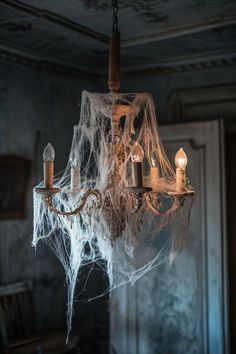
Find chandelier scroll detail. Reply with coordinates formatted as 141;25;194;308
35;120;193;222
33;0;195;341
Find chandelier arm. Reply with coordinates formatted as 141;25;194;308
145;193;183;216
44;189;102;216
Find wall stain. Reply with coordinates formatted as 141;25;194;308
81;0;169;23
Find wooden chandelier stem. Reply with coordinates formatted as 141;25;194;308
108;30;121;92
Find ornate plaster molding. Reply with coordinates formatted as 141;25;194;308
123;51;236;77
0;43;99;79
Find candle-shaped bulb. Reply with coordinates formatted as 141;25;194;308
43;143;55;162
131;141;144;163
149;151;159;191
43;143;55;189
151;152;158;167
175;148;187;170
70;156;79;167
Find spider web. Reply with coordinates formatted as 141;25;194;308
33;91;193;341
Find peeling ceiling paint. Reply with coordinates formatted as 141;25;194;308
0;0;235;74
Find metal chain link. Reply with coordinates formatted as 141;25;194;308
112;0;119;31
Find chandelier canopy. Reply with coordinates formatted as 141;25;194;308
33;0;194;340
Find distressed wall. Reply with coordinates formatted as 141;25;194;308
0;60;101;331
122;65;236;126
122;64;236;353
1;57;236;352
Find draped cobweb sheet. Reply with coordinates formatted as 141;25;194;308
33;91;193;340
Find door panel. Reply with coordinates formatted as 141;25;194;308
110;120;228;354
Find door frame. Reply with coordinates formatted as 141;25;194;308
110;120;229;354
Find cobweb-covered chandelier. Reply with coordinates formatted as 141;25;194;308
33;0;194;339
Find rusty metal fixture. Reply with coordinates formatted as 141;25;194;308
123;186;152;194
36;188;102;216
145;193;184;216
35;187;61;197
168;190;195;197
102;194;125;241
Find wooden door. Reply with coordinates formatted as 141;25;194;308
110;120;229;354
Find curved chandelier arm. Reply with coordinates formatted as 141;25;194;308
45;189;102;216
145;193;183;217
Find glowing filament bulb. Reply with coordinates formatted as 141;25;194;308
131;141;144;163
149;152;159;190
175;148;187;170
151;152;158;167
43;143;55;162
175;148;187;193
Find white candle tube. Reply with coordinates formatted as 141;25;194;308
149;166;159;190
44;161;54;189
176;167;186;192
71;166;80;191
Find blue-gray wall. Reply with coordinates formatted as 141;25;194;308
1;58;236;347
0;60;100;330
122;65;236;126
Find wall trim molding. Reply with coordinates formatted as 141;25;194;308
0;42;236;79
0;43;100;80
123;53;236;77
166;84;236;125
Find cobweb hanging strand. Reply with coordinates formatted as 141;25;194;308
33;91;194;341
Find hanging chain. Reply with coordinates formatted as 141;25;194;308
112;0;119;32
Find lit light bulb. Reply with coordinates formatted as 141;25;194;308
175;148;187;170
131;141;144;163
43;143;55;162
149;151;159;190
151;152;158;167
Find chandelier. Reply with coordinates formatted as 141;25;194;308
33;0;194;340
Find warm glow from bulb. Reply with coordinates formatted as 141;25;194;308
43;143;55;162
175;148;187;169
131;141;144;163
151;152;158;167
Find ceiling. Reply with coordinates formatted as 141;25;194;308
0;0;236;77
